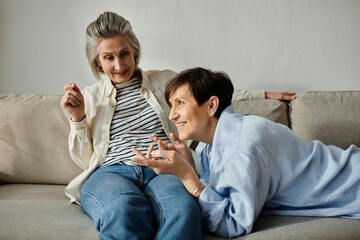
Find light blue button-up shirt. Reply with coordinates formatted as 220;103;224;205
197;105;360;238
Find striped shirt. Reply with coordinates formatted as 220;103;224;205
102;77;170;166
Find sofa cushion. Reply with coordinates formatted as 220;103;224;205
289;91;360;149
0;94;81;184
1;184;358;240
232;99;289;126
204;215;360;240
0;184;97;240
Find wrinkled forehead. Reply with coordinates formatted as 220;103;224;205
97;34;131;52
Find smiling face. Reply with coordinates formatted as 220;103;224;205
97;34;136;84
168;84;218;144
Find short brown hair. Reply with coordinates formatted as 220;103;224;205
165;67;234;118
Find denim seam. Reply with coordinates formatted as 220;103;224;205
81;190;105;227
145;191;164;226
131;166;144;183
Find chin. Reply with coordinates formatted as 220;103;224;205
178;133;192;141
114;77;130;84
178;133;186;141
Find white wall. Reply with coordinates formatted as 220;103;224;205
0;0;359;94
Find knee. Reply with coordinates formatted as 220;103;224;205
177;194;202;221
99;197;155;239
102;194;152;219
161;193;203;238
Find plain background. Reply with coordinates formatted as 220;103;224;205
0;0;359;94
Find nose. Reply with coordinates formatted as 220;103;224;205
169;106;179;121
114;57;122;70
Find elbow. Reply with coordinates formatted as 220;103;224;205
69;153;90;170
216;224;248;239
207;216;252;238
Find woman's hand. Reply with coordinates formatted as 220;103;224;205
265;91;296;101
131;145;205;198
149;133;196;170
60;83;85;122
131;145;193;180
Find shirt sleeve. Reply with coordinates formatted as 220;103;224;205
232;89;265;101
198;151;270;238
68;116;94;170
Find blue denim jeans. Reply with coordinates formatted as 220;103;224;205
80;164;202;240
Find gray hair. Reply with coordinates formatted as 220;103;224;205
85;11;141;80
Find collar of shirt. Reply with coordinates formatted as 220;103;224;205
103;68;154;97
212;105;243;150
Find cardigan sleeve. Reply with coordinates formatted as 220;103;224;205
68;117;94;170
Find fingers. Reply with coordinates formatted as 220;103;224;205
265;91;296;101
60;93;78;108
131;157;147;166
281;92;296;101
64;83;80;93
151;149;174;160
146;144;154;159
63;89;83;108
131;147;163;169
64;84;83;101
148;136;174;150
157;139;168;150
71;83;81;92
149;136;168;144
149;134;183;147
131;147;146;159
170;133;183;145
67;94;80;106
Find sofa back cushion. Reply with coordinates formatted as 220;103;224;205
289;91;360;149
232;99;289;126
0;94;81;184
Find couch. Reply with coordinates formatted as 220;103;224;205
1;91;359;240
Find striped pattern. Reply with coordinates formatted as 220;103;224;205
102;78;170;166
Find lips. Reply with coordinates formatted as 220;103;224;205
113;68;128;76
176;122;186;128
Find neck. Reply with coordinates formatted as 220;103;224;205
202;117;219;146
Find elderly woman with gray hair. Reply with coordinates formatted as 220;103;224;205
60;11;294;239
60;11;202;239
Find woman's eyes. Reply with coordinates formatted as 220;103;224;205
104;56;113;60
177;100;185;105
120;51;129;57
103;51;129;61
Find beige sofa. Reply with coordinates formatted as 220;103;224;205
1;91;359;240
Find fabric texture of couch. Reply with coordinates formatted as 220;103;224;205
0;91;359;239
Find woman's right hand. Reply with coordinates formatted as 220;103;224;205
149;133;196;170
60;83;85;122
